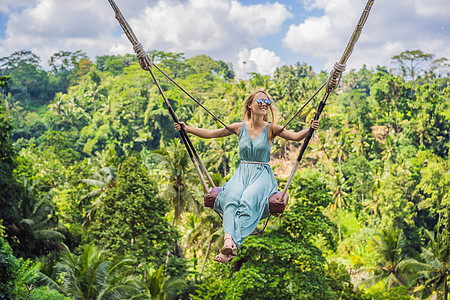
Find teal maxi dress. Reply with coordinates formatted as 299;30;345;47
214;122;278;248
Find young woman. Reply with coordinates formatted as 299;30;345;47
175;90;319;263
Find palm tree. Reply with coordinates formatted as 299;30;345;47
331;133;349;175
57;94;85;129
363;166;384;224
138;266;167;300
48;93;64;116
328;172;348;242
277;66;298;102
79;167;117;228
399;227;450;300
249;73;270;90
150;139;198;223
7;179;64;257
183;212;223;275
39;244;141;299
267;82;283;103
207;136;237;178
84;82;105;112
271;91;301;160
351;133;370;157
151;139;199;277
133;265;187;300
79;148;120;228
312;130;333;181
359;227;408;290
99;95;113;116
381;131;397;172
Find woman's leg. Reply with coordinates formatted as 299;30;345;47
221;191;241;250
213;195;239;261
236;178;269;241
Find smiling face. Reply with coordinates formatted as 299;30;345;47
242;90;275;122
249;92;270;116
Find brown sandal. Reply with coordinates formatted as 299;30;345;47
213;253;233;263
221;237;238;256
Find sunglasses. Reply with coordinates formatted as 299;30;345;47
255;98;272;106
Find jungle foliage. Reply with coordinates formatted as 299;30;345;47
0;48;449;299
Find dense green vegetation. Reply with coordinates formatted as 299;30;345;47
0;48;449;299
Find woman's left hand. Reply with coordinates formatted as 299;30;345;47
310;119;319;130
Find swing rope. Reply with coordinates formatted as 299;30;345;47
107;0;214;193
151;64;238;136
278;0;375;202
107;0;278;235
277;81;327;135
107;0;375;234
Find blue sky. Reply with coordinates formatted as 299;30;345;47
0;0;449;79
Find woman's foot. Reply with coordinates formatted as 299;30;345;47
213;253;233;263
221;237;237;256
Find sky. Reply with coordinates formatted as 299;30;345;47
0;0;449;79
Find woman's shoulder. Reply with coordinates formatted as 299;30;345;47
269;122;282;129
229;121;244;128
268;123;283;138
228;121;244;135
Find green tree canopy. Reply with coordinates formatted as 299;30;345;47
89;155;178;264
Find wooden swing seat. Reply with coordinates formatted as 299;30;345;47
204;187;289;215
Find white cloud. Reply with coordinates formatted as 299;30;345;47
412;0;450;18
0;0;448;76
8;0;113;39
249;48;284;75
0;0;293;72
283;16;335;53
0;0;31;14
283;0;450;71
124;0;291;58
234;47;284;79
0;0;116;65
229;1;292;36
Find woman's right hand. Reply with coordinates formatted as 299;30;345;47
174;122;185;132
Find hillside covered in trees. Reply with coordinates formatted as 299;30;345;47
1;48;449;299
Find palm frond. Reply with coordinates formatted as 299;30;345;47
163;277;188;298
398;258;434;273
33;229;65;240
37;272;64;293
19;218;35;228
80;178;107;188
81;188;104;202
357;273;386;289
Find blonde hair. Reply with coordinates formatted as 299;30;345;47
242;90;276;123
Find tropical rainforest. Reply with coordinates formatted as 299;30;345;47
0;48;449;299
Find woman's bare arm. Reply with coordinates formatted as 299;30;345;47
271;120;319;142
175;122;242;139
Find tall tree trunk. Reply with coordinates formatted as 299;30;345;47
165;204;178;276
320;152;324;182
338;208;341;242
338;156;342;175
177;183;181;221
445;272;448;300
222;157;227;178
200;240;212;275
361;179;365;227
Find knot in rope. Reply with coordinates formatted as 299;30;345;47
133;43;153;71
326;62;346;93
